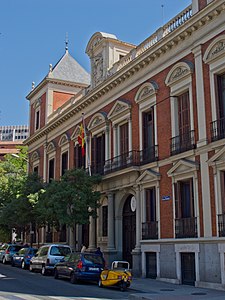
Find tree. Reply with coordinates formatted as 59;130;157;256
37;168;102;248
0;146;28;241
0;146;44;243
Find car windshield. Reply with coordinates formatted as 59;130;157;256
50;246;71;256
9;246;22;252
83;254;104;265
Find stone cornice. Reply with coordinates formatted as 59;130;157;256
25;1;225;146
26;77;88;100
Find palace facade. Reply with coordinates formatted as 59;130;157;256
25;0;225;289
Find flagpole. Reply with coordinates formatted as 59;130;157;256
82;113;91;176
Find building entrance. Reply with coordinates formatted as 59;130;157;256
122;195;136;268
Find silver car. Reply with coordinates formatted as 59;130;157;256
0;243;23;264
29;244;72;275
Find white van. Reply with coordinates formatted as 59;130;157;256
29;244;72;275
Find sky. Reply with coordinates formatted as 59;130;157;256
0;0;191;126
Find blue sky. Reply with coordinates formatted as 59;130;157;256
0;0;191;126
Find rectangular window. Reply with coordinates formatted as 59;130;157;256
221;171;225;213
61;151;68;176
178;92;190;135
33;166;39;174
91;133;105;174
146;188;156;222
175;179;194;218
74;144;85;169
120;123;128;155
35;110;40;130
217;74;225;119
143;109;154;149
102;206;108;237
48;158;54;182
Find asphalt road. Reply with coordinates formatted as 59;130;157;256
0;263;133;300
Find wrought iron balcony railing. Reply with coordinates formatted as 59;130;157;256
211;117;225;142
142;221;158;240
218;213;225;237
86;146;158;176
175;217;197;238
170;130;195;156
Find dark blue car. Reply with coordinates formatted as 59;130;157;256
12;247;38;269
54;252;105;284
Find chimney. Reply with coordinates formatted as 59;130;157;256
192;0;213;14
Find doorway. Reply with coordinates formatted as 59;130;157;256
122;195;136;267
146;252;157;278
181;252;196;285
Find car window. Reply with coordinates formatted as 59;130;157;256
19;248;26;255
68;253;79;262
50;246;71;256
9;246;22;252
83;254;104;265
39;247;49;256
30;249;38;255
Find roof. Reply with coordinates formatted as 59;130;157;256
48;50;90;85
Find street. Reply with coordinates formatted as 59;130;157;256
1;263;225;300
0;263;130;300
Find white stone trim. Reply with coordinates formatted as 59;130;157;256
141;244;160;278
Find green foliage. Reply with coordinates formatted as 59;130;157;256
37;168;102;228
0;146;44;237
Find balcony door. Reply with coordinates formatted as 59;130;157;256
175;179;196;238
217;73;225;119
143;109;155;162
91;133;105;174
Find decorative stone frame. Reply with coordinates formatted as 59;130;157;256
87;112;109;163
30;150;40;173
135;81;159;150
108;99;132;157
58;133;70;174
203;35;225;124
208;146;225;236
136;169;161;237
167;158;200;238
165;61;194;139
175;243;200;284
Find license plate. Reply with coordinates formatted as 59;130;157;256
89;267;99;271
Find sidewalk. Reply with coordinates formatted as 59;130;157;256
129;278;225;300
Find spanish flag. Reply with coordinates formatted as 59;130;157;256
78;123;85;156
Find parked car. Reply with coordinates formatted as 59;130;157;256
0;244;23;264
54;252;105;284
29;244;72;275
12;247;38;269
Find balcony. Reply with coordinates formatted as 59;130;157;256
170;130;195;156
175;217;197;238
211;117;225;142
142;221;158;240
140;145;158;165
218;213;225;237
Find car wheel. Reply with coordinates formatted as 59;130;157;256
41;265;47;276
21;261;26;269
120;281;127;292
98;279;103;288
2;257;7;264
54;268;59;279
29;264;34;272
70;273;77;284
